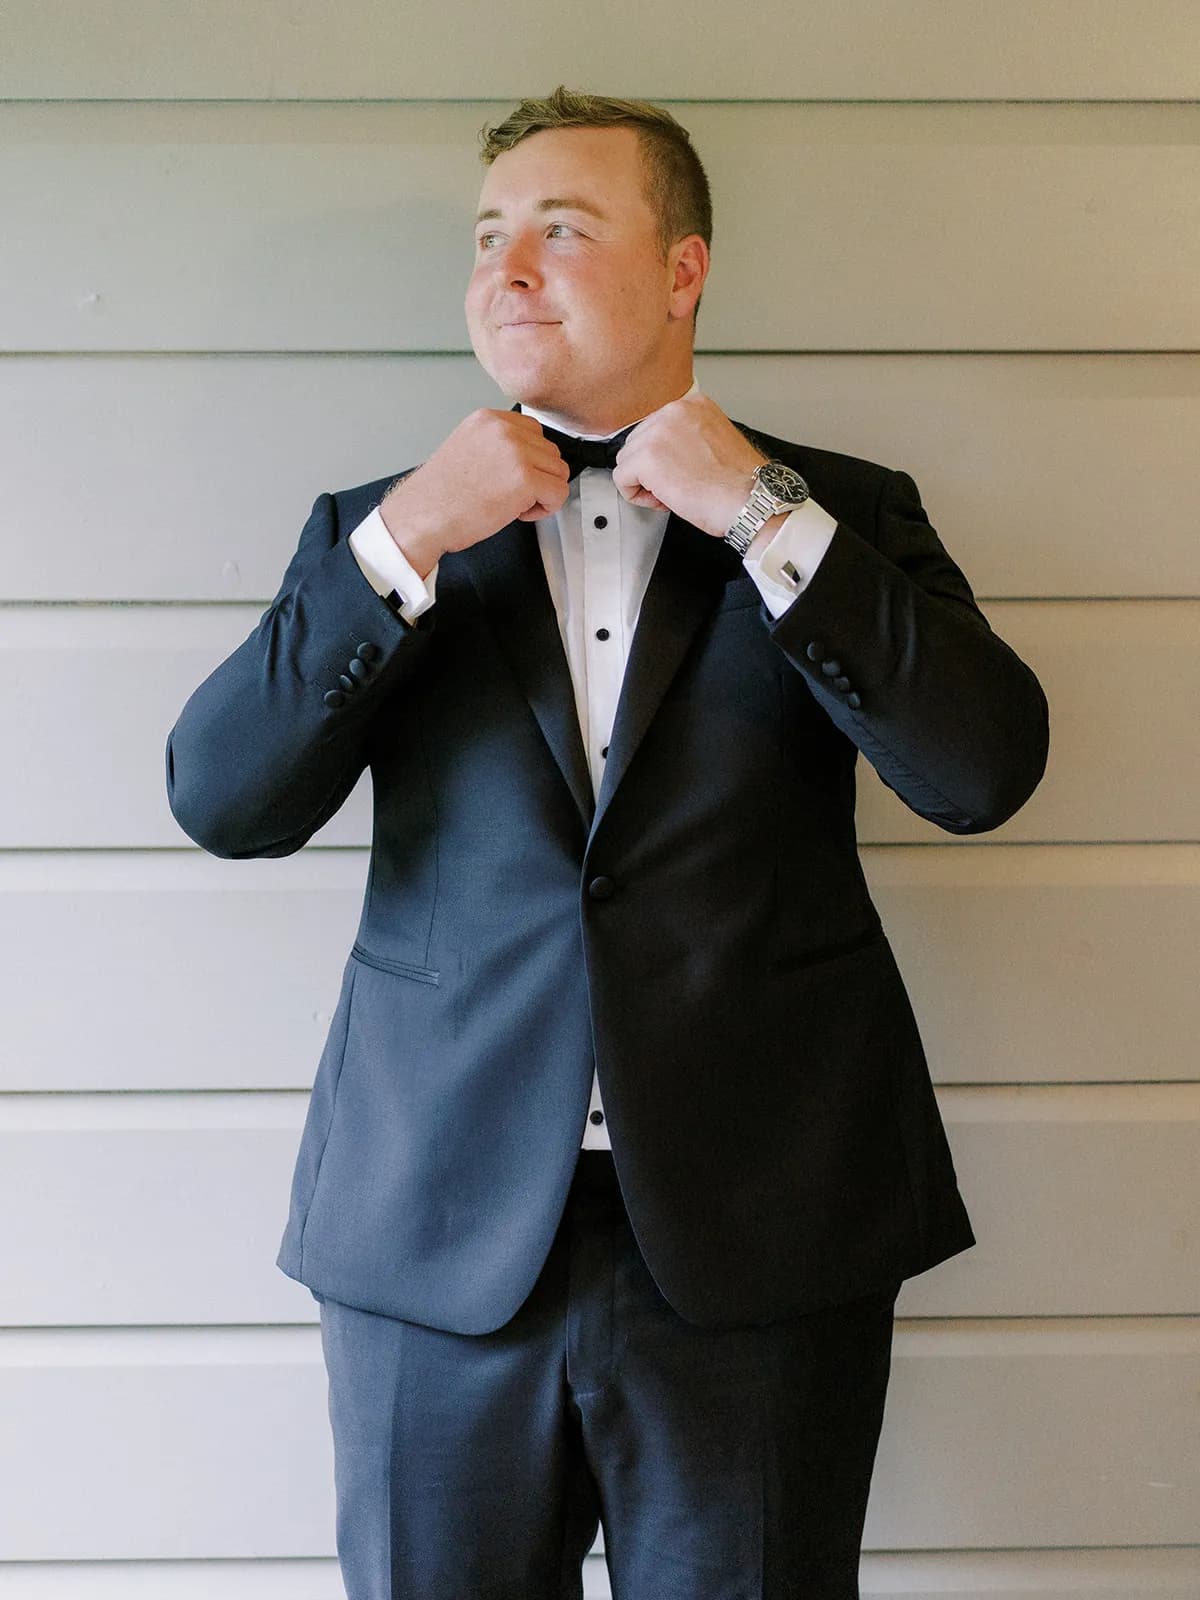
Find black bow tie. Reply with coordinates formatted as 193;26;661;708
538;421;639;480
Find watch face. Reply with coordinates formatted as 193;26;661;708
757;461;810;504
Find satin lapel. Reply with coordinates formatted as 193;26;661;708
464;400;752;841
456;507;740;847
589;511;737;842
456;518;596;832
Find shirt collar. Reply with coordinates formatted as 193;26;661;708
517;375;700;441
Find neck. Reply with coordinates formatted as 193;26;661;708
520;370;696;438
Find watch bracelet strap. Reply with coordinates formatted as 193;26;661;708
725;482;791;554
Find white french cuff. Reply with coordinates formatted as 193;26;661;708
741;499;838;619
347;504;439;621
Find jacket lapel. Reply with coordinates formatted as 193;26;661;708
456;506;741;846
455;516;595;832
591;510;739;840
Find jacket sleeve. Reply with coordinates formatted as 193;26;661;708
763;466;1050;834
165;489;437;859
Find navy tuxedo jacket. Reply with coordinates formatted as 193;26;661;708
166;415;1049;1335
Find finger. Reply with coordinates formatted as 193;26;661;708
516;497;563;520
531;439;572;477
611;465;640;501
514;414;569;464
614;475;654;506
519;467;571;520
531;461;571;498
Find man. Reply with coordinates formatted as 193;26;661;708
166;87;1049;1600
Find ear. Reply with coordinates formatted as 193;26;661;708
668;235;709;322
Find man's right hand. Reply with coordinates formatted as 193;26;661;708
378;409;572;577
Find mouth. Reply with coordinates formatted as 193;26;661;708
499;320;560;329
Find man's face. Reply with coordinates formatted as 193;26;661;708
464;125;699;428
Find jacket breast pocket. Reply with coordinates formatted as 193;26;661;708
350;941;441;986
346;940;461;1046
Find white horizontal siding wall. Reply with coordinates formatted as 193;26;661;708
1;5;1197;1595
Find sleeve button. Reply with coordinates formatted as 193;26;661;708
820;659;842;677
833;676;851;693
846;691;862;709
356;642;381;662
347;657;368;680
338;673;357;693
805;640;824;661
323;689;346;709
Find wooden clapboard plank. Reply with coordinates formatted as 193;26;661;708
862;845;1200;1085
0;1099;314;1325
5;354;1198;603
1;847;1196;1091
0;1564;344;1600
911;1086;1200;1316
868;1320;1200;1549
0;605;369;849
1;1547;1198;1599
1;0;1195;100
0;1086;1195;1322
856;1547;1200;1600
0;1322;1194;1557
2;102;1197;351
854;600;1200;844
0;1328;332;1560
0;601;1193;847
0;852;365;1091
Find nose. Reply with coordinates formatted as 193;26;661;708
491;232;544;292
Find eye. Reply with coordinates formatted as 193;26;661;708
476;223;576;251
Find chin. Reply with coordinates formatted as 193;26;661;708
481;343;580;407
498;369;570;413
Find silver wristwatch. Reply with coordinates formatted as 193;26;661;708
723;461;811;557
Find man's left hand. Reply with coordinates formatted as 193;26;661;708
611;392;769;538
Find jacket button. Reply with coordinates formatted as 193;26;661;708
805;640;824;661
833;675;851;693
820;658;842;677
846;691;862;709
588;876;615;899
356;642;381;662
323;689;345;709
348;656;368;680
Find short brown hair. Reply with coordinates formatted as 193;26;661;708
477;86;713;324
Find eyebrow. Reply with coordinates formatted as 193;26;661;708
474;196;609;228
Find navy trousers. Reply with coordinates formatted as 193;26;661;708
316;1147;900;1599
